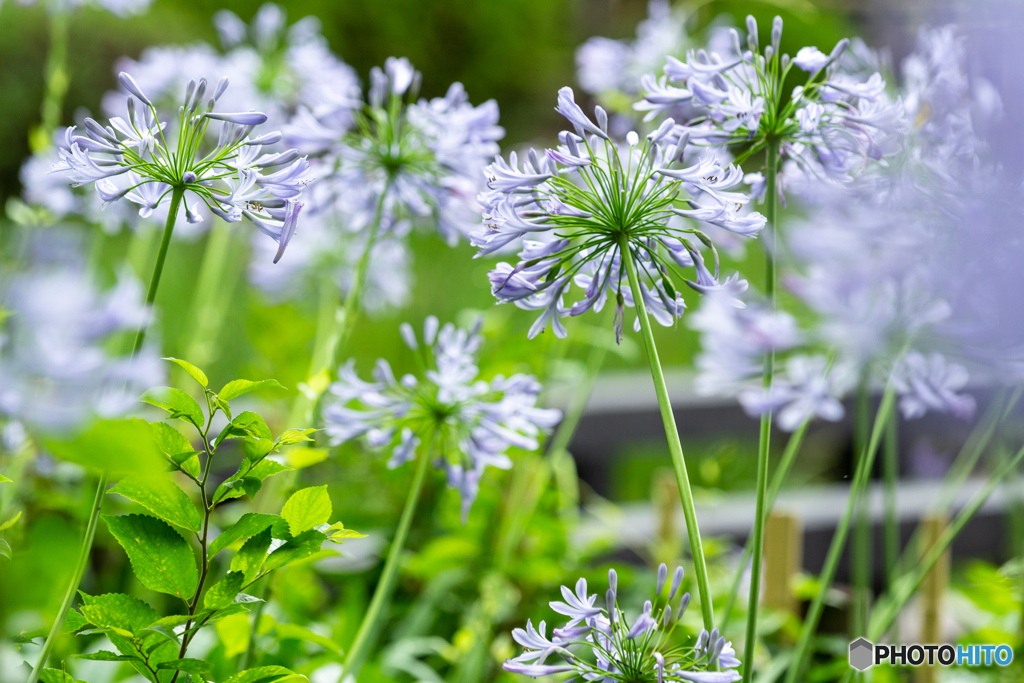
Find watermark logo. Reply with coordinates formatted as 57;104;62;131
849;638;1014;670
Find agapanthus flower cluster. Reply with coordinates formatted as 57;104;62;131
503;565;741;683
286;56;503;247
0;250;162;432
636;15;904;183
576;0;694;101
689;282;852;430
53;72;308;262
322;317;560;519
474;87;763;342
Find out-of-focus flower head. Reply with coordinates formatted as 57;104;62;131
322;316;560;520
636;15;905;185
503;564;741;683
52;73;309;262
473;86;763;343
0;245;163;431
285;56;504;247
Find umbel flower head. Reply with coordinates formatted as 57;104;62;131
53;72;309;262
286;56;503;247
503;564;741;683
473;87;763;342
322;316;560;519
637;15;903;182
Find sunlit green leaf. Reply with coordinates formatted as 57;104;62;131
203;571;244;611
208;513;279;557
219;379;285;401
157;658;212;676
264;530;325;573
0;511;21;531
103;514;198;600
109;476;202;532
149;422;201;478
231;527;272;584
319;522;366;544
224;665;304;683
163;358;209;388
79;592;159;636
141;387;205;427
281;486;332;537
274;429;317;448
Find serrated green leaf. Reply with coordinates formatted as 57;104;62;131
217;397;233;420
203;571;244;611
103;514;198;600
209;513;279;557
150;613;197;629
281;486;332;537
0;511;21;531
204;602;250;623
73;650;140;661
274;429;317;448
219;379;285;401
64;609;88;633
224;665;303;683
79;592;159;635
46;419;162;476
247;458;292;481
164;358;209;388
142;387;205;427
231;527;272;584
150;422;201;478
217;412;272;448
141;623;180;647
264;530;325;573
157;658;212;676
319;522;367;544
109;476;202;533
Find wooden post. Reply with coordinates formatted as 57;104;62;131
915;513;950;683
764;510;803;615
652;468;681;567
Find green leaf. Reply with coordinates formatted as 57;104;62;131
38;670;87;683
142;387;205;427
164;358;208;388
0;511;21;531
219;379;285;401
283;447;328;470
150;422;201;478
224;665;304;683
281;486;332;537
231;527;272;583
74;650;140;661
208;513;279;557
46;419;162;476
274;429;317;448
0;538;10;559
203;571;244;611
247;459;292;481
64;609;88;633
244;437;276;462
320;522;367;544
150;613;197;629
0;474;11;483
109;476;202;533
264;530;325;573
157;658;212;676
79;593;159;635
103;514;198;600
217;411;272;447
216;612;251;658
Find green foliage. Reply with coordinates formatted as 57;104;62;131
56;359;358;681
46;419;163;475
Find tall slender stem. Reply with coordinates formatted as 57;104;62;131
239;576;270;670
741;136;780;683
721;418;809;632
26;188;183;682
883;409;900;591
133;187;184;355
784;383;896;683
852;381;872;641
29;9;69;152
339;431;433;681
620;234;715;632
26;471;107;683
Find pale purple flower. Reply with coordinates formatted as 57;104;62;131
322;317;559;519
893;352;975;420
